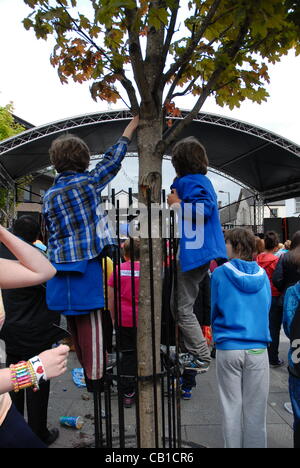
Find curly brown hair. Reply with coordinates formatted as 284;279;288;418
171;136;209;177
49;134;90;173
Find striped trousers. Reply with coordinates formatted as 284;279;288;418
67;310;104;381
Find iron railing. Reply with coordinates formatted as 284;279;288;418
89;188;182;449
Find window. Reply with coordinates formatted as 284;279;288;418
295;198;300;213
270;208;278;218
23;185;32;202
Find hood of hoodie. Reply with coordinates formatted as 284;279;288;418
223;258;266;293
257;252;278;269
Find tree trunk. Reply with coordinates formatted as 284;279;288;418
136;117;164;447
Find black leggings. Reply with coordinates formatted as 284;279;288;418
0;404;46;448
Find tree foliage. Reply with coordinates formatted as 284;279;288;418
0;103;26;141
23;0;300;148
0;104;31;218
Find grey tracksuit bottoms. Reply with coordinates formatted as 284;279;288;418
216;349;269;448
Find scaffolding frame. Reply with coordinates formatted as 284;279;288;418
0;162;16;227
0;108;296;228
0;109;298;159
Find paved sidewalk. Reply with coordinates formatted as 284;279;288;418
48;334;293;449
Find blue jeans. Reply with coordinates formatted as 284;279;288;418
181;369;197;390
289;374;300;448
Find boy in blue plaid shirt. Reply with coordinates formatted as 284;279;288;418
43;116;139;389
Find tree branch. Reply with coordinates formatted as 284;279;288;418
145;1;166;92
171;77;198;98
53;2;139;112
206;23;234;48
163;64;186;105
56;2;106;56
163;67;223;148
119;72;140;113
163;52;212;106
213;76;240;93
163;18;250;148
162;0;222;86
160;0;180;70
125;7;152;103
208;5;239;26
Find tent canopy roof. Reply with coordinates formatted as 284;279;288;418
0;109;299;202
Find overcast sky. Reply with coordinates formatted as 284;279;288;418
1;0;299;202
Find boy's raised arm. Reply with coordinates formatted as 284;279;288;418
122;115;139;141
89;115;139;191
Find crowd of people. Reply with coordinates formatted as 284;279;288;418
0;115;299;449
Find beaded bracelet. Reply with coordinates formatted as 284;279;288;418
10;361;39;393
27;361;39;392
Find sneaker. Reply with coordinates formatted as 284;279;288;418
181;387;192;400
179;353;210;373
269;359;285;368
123;392;135;408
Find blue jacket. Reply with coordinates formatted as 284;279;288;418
171;174;227;272
46;257;104;315
211;259;272;350
283;282;300;377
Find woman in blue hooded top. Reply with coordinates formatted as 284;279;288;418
167;136;227;373
211;228;272;448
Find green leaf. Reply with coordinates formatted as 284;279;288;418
79;14;90;30
23;17;34;30
148;7;169;30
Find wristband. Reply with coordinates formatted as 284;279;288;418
28;356;47;386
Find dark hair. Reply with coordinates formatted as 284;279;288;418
264;231;279;251
171;137;209;177
49;134;90;173
225;228;256;261
123;238;140;260
290;231;300;250
13;215;40;243
288;231;300;265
